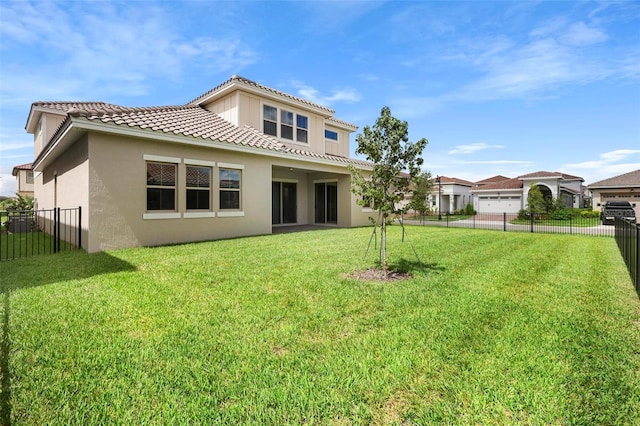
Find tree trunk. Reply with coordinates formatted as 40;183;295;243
380;219;387;271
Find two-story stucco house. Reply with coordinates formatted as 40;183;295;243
11;163;34;197
26;75;374;253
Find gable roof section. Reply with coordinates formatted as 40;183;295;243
25;102;123;133
588;169;640;188
518;171;583;181
188;75;336;116
474;175;510;186
33;103;372;171
471;178;523;191
436;176;474;186
12;163;33;176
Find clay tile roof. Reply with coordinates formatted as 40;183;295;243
32;101;123;112
12;163;33;175
52;103;372;168
475;175;510;185
188;75;335;114
472;178;523;191
517;171;583;181
436;176;474;186
81;105;286;151
588;169;640;187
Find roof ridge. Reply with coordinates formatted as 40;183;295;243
187;74;335;114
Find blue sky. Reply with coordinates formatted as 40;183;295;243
1;0;639;196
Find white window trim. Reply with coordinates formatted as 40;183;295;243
184;212;216;219
184;159;216;167
218;162;244;170
143;212;181;220
218;211;245;217
143;154;182;163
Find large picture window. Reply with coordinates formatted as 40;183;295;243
219;168;241;210
146;162;176;211
186;165;211;210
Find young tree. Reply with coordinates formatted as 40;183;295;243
349;106;428;270
527;184;546;218
408;170;433;222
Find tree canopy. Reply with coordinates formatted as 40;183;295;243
349;106;428;270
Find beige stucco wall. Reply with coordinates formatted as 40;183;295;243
86;133;275;253
16;170;34;195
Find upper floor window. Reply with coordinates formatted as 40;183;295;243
281;110;294;140
26;171;34;184
325;130;338;141
263;105;277;137
297;115;308;143
263;104;308;143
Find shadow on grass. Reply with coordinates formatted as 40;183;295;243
388;258;447;275
1;251;135;425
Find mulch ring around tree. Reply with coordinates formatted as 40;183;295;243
341;268;413;282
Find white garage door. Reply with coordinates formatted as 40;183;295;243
478;196;521;214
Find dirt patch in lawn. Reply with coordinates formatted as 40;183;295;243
341;268;412;282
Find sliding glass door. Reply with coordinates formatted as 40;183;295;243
314;182;337;224
272;182;297;225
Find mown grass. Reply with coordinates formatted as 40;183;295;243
1;226;639;424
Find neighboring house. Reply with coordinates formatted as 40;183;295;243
26;75;375;253
588;169;640;218
470;171;584;214
11;163;34;197
432;176;474;214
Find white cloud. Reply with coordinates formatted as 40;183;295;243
0;174;17;197
0;2;258;101
561;149;640;184
558;22;608;47
292;81;362;105
448;143;505;155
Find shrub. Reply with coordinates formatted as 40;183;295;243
581;209;600;219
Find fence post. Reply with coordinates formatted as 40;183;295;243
530;212;534;233
54;207;60;253
78;206;82;250
503;212;507;232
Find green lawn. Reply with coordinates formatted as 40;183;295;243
1;226;639;424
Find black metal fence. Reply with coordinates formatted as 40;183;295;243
403;212;614;237
0;207;82;261
614;217;639;297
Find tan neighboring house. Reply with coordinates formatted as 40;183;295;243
588;169;640;217
470;171;584;213
26;75;375;253
11;163;34;197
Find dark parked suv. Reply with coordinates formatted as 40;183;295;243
600;201;636;225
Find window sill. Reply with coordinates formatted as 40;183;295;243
143;212;181;220
184;212;216;219
218;211;245;217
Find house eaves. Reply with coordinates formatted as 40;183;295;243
33;113;373;173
